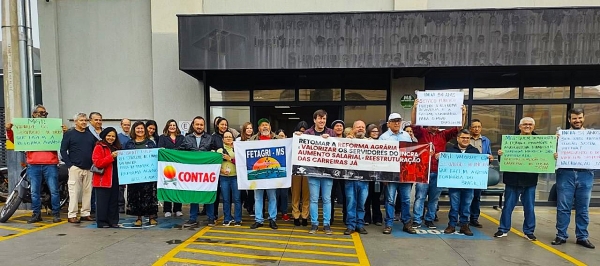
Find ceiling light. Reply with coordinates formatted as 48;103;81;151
275;106;290;109
288;117;300;120
282;112;296;115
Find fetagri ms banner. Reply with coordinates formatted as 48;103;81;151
291;135;431;183
234;138;293;190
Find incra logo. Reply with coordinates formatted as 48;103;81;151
163;165;216;183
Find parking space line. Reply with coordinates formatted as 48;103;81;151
181;248;362;266
0;219;66;242
152;226;212;266
351;232;370;265
208;229;354;242
169;257;254;266
240;219;347;230
191;241;358;257
0;225;28;232
193;235;356;249
224;225;346;235
480;212;586;266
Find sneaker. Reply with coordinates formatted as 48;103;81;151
403;223;417;234
134;219;143;227
223;220;233;226
494;231;508;238
269;219;278;229
175;211;183;217
249;210;255;217
183;220;198;227
149;218;158;226
434;214;439;222
425;221;436;229
393;213;400;221
250;222;263;229
282;214;290;222
364;222;370;226
301;219;308;226
27;213;42;224
375;222;382;226
411;222;420;229
164;212;172;218
357;227;368;234
206;219;216;226
469;220;483;228
444;225;455;234
344;228;354;235
383;226;392;234
459;224;473;236
234;221;242;227
294;219;301;226
309;225;318;234
551;237;566;245
52;215;62;223
323;225;333;235
525;234;537;241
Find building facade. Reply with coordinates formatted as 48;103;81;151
37;0;600;203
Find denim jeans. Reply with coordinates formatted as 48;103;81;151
190;202;214;221
254;189;277;223
28;164;60;216
385;183;413;227
220;176;241;223
448;188;474;227
555;169;594;240
344;180;368;230
498;185;536;234
308;177;333;226
413;173;442;224
470;189;482;222
276;188;289;214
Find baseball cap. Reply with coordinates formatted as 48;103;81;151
388;113;402;121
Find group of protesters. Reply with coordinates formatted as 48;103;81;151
4;100;595;249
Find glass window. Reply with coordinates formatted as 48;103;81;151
524;86;570;99
471;105;516;154
253;89;295;101
344;89;387;101
575;85;600;98
522;105;566;135
209;87;249;102
574;103;600;130
344;105;386;130
299;89;341;101
209;106;250;134
472;87;518;100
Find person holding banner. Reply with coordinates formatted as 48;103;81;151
91;127;122;228
468;119;492;228
124;121;159;226
343;120;370;235
552;108;595;249
249;118;281;230
364;123;382;226
410;100;466;229
291;121;310;226
217;131;242;226
157;119;185;218
494;117;539;240
379;113;417;235
297;110;336;235
442;129;484;236
330;119;347;225
237;122;256;216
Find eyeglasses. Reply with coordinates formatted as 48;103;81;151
388;120;401;123
458;137;471;140
35;111;48;116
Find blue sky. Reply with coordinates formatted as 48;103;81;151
0;0;40;48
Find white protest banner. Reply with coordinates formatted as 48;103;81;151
416;91;463;126
291;135;431;183
438;152;489;189
557;130;600;169
234;138;293;190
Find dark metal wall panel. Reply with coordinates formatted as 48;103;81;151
179;8;600;70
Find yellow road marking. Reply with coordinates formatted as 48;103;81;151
220;225;346;235
0;225;28;232
480;213;586;266
208;229;354;242
351;232;370;266
168;257;254;266
191;241;358;257
193;235;356;249
152;226;212;266
239;219;347;230
181;248;361;266
0;220;66;242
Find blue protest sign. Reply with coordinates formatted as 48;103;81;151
117;148;159;185
437;152;489;189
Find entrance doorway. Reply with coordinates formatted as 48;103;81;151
254;106;341;137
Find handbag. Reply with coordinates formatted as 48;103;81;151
90;164;104;175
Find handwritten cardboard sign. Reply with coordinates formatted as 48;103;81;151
416;91;463;126
557;130;600;170
437;152;489;189
118;148;159;185
500;135;557;173
12;118;63;151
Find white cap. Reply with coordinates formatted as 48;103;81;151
388;113;402;121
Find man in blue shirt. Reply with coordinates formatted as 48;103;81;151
380;113;416;235
468;119;492;228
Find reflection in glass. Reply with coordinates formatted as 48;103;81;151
524;86;570;99
574;104;600;130
575;85;600;98
209;87;249;102
344;105;386;129
253;89;295;101
344;89;387;101
472;87;518;100
209;106;250;134
522;105;566;135
299;89;341;101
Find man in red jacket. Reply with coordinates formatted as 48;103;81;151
5;104;67;223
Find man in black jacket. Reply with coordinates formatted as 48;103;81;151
494;117;539;241
442;129;485;236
